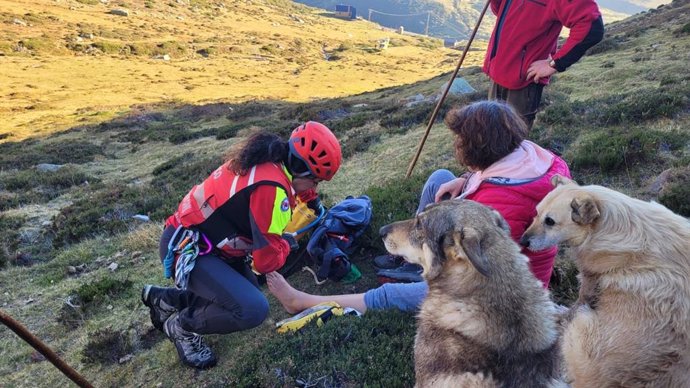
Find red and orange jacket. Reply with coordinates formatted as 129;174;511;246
166;162;296;274
483;0;603;90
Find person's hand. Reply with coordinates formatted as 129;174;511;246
526;59;557;84
434;177;467;203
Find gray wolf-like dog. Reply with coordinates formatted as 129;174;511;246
521;175;690;387
381;199;564;388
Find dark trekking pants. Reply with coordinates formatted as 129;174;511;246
156;225;269;335
489;81;544;130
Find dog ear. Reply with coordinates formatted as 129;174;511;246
455;228;491;277
491;210;511;235
551;174;576;188
570;196;600;225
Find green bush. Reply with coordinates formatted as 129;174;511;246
341;128;381;159
227;100;275;121
674;22;690;36
596;85;689;125
0;214;24;269
82;327;134;365
586;35;621;55
91;41;123;54
362;172;432;252
168;129;202;144
50;183;172;247
659;167;690;217
326;112;376;134
567;128;687;172
76;277;133;306
549;257;579;306
0;139;103;169
230;310;416;386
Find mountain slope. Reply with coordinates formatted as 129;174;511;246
0;0;473;141
294;0;671;39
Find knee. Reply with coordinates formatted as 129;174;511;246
234;296;269;331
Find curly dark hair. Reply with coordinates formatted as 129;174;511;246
225;129;289;175
444;100;527;171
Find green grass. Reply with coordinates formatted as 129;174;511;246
1;4;689;386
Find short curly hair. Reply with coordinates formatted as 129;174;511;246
444;100;527;171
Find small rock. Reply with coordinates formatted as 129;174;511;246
67;266;77;274
41;221;52;227
25;298;34;305
79;32;94;39
113;251;125;259
12;18;27;26
30;351;46;363
106;304;113;310
118;354;133;364
110;8;129;17
100;0;109;3
0;51;5;56
153;54;171;61
132;214;150;222
75;264;86;272
647;168;672;195
131;251;143;259
108;262;119;272
36;163;63;172
352;103;368;108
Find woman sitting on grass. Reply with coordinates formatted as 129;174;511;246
268;100;571;314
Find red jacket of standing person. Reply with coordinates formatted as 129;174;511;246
483;0;603;90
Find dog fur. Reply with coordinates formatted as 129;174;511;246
380;200;564;388
521;175;690;387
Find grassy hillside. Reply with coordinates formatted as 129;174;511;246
0;0;478;141
0;0;689;387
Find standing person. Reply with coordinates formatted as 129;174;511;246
141;122;342;369
484;0;604;128
268;100;571;314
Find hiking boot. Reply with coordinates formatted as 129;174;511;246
141;284;176;333
376;262;424;283
373;254;405;270
163;313;217;369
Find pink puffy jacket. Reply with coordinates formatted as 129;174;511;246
465;155;571;287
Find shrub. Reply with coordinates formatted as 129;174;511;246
0;214;24;269
550;257;579;306
362;172;433;252
0;139;103;169
586;35;621;55
168;129;202;144
75;277;133;306
227;100;274;121
341;128;381;159
567;128;687;172
230;310;416;386
91;41;123;54
326;112;375;134
659;167;690;217
82;328;134;365
674;22;690;36
596;85;689;125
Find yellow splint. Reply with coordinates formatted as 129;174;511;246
275;302;361;333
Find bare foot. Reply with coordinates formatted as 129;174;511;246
266;271;310;314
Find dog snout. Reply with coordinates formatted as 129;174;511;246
379;224;393;239
519;234;530;248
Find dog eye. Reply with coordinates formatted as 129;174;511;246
544;217;555;226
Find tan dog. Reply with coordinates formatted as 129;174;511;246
521;175;690;387
381;200;564;388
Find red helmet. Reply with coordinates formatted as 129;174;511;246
288;121;342;181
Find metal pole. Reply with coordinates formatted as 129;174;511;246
0;309;95;388
405;0;491;178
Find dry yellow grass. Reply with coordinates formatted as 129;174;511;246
0;0;486;141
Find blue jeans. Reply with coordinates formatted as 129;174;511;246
364;169;456;312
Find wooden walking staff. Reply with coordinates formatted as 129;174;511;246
0;309;95;388
405;0;492;178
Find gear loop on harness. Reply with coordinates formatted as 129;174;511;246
162;225;212;289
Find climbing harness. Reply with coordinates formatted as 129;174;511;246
162;225;212;289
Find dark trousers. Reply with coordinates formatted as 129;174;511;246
489;81;544;130
157;226;268;335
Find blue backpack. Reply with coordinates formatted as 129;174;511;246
306;195;373;282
